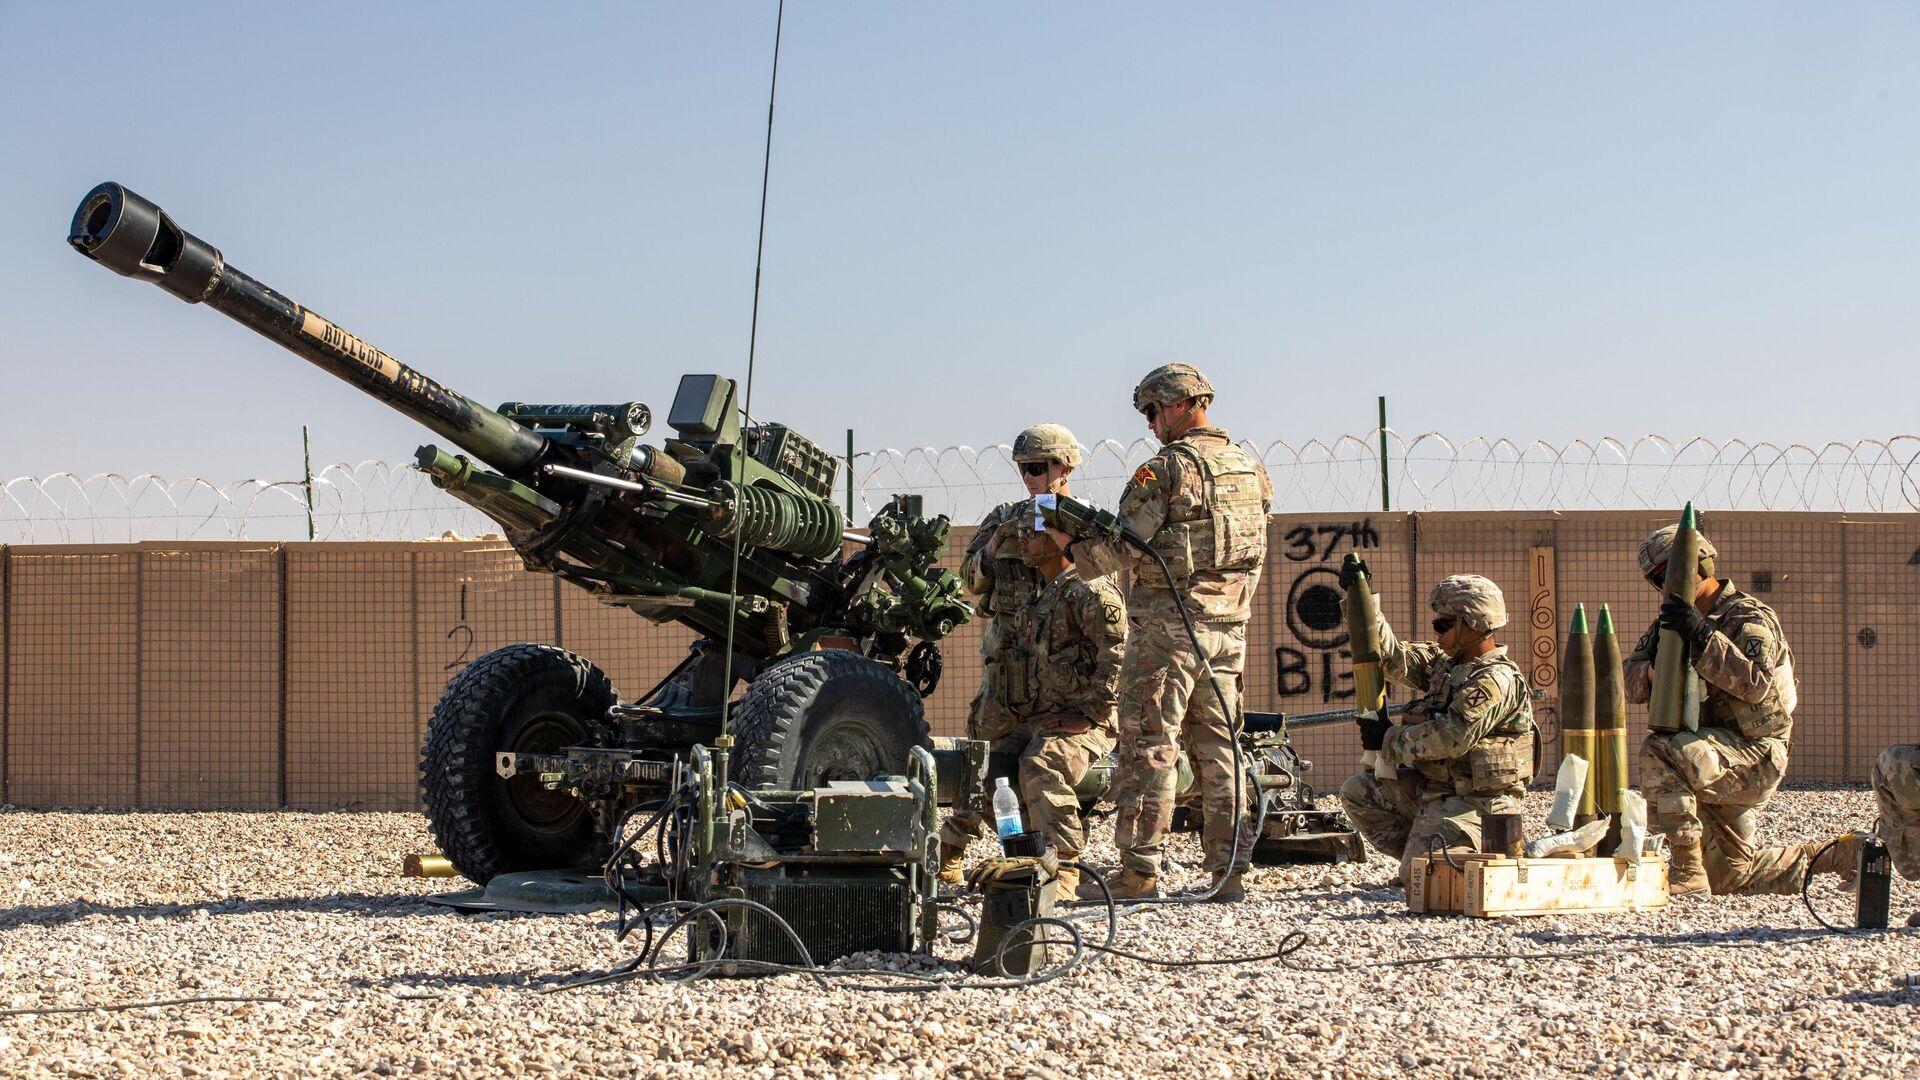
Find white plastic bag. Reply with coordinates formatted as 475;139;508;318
1524;818;1608;859
1545;753;1590;831
1615;788;1648;861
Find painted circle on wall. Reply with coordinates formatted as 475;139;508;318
1286;566;1350;650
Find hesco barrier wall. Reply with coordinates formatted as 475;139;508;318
0;511;1914;811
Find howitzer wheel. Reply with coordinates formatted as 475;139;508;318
420;644;614;884
729;650;929;789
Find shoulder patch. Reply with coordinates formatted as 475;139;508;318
1131;464;1156;487
1460;685;1491;710
1742;634;1767;660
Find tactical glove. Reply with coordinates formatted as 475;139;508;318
1658;595;1715;650
1356;711;1391;752
1338;554;1371;591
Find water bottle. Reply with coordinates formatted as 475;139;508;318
992;777;1024;849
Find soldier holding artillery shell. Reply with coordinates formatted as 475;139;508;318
1336;570;1536;887
1628;522;1857;895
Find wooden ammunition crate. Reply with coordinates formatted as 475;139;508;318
1408;853;1669;917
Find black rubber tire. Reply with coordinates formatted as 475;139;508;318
730;650;929;790
419;644;615;884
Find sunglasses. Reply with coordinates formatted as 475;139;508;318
1431;616;1458;634
1142;403;1160;423
1020;462;1051;477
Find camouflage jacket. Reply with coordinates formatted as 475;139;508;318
1624;582;1797;743
960;498;1044;659
1373;610;1535;800
1071;427;1273;623
989;568;1127;731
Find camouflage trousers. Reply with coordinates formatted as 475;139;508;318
1338;768;1516;885
1873;743;1920;880
1640;727;1816;896
1111;617;1253;875
939;722;1113;860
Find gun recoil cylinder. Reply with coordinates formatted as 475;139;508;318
703;481;846;561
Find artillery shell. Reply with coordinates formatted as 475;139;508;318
1592;603;1628;815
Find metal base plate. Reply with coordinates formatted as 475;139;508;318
424;870;660;915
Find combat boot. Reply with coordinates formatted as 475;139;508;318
1667;840;1710;896
936;842;967;888
1205;870;1247;904
1105;868;1160;899
1808;833;1860;882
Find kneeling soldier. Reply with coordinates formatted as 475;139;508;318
1338;570;1534;887
939;522;1125;896
1872;743;1920;924
1628;524;1855;895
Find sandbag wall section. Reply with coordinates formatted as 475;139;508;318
0;513;1915;810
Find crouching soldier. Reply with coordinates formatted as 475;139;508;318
1873;743;1920;925
1337;568;1534;887
939;522;1125;896
1628;523;1855;895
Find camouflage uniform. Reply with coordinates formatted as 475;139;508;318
1626;581;1811;895
1872;743;1920;880
959;498;1043;748
1074;408;1272;877
938;567;1126;863
946;425;1086;855
1337;577;1534;883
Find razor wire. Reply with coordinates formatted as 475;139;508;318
4;435;1918;542
854;433;1920;524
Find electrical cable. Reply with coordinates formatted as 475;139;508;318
0;994;282;1018
1068;537;1249;906
1276;925;1915;974
1799;836;1861;934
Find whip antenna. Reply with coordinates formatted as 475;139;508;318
719;0;786;745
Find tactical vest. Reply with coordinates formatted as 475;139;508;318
1406;652;1535;800
977;506;1043;655
990;573;1117;725
1132;439;1268;594
1701;591;1797;742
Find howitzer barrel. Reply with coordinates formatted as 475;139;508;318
68;182;547;476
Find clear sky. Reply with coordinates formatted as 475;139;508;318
3;2;1915;482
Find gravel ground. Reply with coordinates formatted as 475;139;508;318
2;787;1916;1079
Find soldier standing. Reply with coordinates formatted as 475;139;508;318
1055;364;1271;902
1336;571;1534;886
939;424;1082;885
1627;524;1856;895
1871;743;1920;924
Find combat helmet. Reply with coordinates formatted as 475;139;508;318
1011;423;1082;468
1132;363;1214;413
1637;525;1718;581
1429;574;1508;632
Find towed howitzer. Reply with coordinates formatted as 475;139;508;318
69;182;977;887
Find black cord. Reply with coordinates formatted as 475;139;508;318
1103;540;1248;904
1800;837;1857;934
0;994;281;1018
1277;926;1914;974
